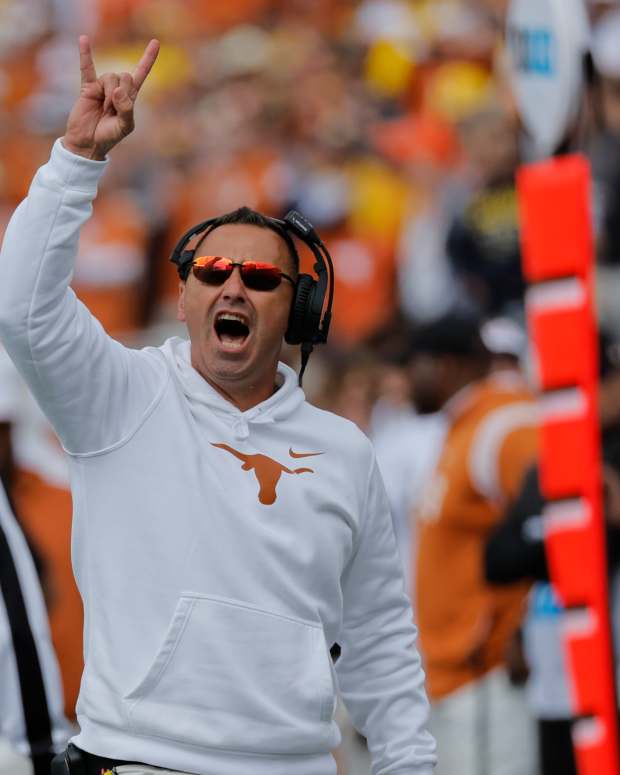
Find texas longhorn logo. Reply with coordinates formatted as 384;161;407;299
211;444;323;505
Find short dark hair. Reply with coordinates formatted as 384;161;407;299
179;206;300;280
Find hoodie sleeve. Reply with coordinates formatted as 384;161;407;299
336;451;436;775
0;140;165;455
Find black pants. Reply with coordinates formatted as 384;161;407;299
539;719;577;775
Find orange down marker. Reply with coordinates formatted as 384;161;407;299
518;154;620;775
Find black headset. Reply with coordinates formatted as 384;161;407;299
170;209;334;385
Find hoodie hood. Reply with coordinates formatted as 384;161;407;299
160;337;305;439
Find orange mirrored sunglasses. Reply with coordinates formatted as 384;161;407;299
192;256;295;292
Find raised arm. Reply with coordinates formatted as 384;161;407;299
0;37;164;455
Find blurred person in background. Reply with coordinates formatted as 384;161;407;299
68;157;151;339
393;82;519;328
413;313;538;775
0;480;71;775
445;105;524;320
0;343;83;725
372;338;447;598
0;33;437;775
313;352;379;435
0;353;71;775
393;111;470;326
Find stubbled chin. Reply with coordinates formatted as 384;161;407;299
192;350;256;390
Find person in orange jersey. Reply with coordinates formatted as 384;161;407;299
412;314;538;775
0;346;83;724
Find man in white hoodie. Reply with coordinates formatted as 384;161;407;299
0;36;435;775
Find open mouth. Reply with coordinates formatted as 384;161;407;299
214;312;250;349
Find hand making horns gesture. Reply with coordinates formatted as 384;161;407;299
62;35;160;161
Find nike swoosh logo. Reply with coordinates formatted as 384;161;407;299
289;448;324;459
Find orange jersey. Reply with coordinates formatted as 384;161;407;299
415;373;537;700
300;228;396;347
71;191;148;337
0;343;82;719
14;470;83;720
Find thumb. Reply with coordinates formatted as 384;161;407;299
112;86;135;132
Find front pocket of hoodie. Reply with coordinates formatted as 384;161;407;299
123;593;336;753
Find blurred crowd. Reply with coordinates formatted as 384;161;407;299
4;0;620;774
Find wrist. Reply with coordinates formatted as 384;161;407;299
60;137;108;162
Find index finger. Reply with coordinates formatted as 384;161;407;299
79;34;97;85
132;39;160;92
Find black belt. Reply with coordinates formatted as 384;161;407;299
51;743;146;775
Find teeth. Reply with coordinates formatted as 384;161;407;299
216;312;248;325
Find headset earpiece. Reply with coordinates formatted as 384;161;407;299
285;274;320;345
281;210;333;355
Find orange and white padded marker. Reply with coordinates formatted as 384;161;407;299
518;154;620;775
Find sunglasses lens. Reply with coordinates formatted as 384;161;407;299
240;262;282;291
191;257;284;291
192;257;233;285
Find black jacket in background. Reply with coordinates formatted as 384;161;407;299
484;466;620;585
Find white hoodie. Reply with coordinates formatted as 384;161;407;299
0;140;436;775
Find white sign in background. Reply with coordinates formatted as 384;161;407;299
507;0;590;157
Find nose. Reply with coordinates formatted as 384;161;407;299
220;265;247;302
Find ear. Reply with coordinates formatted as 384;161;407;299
177;280;187;322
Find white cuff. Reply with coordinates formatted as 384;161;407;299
48;138;108;193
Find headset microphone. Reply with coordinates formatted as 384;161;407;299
170;209;335;386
